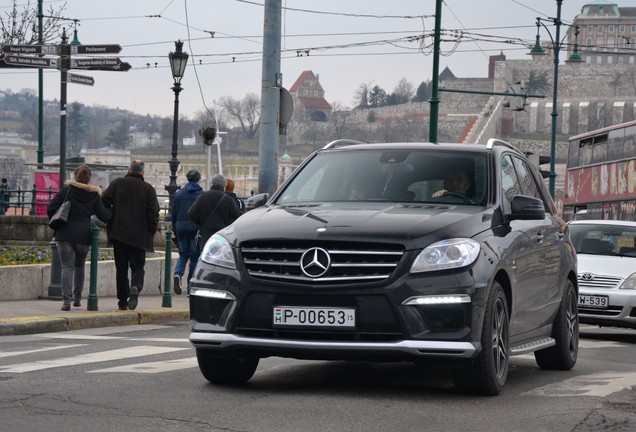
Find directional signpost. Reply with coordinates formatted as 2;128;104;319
1;44;57;55
71;44;121;55
68;73;94;86
2;54;58;68
0;38;131;186
70;57;131;71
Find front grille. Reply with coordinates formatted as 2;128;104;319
578;306;622;317
577;274;621;289
233;291;402;341
241;240;403;284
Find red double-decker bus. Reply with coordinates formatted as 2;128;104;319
563;119;636;221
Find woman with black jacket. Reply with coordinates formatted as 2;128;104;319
47;165;112;311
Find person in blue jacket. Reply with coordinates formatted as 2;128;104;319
172;169;203;295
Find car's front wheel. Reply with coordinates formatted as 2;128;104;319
196;349;259;384
534;279;578;370
452;281;509;396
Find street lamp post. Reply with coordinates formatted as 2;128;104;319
165;40;188;220
527;0;582;199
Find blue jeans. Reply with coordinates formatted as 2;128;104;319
55;241;90;305
175;236;200;288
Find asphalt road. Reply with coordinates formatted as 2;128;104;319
1;323;635;432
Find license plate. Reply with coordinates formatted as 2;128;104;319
273;306;356;328
578;295;608;309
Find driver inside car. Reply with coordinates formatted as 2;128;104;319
432;167;471;199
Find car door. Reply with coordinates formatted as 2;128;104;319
512;155;565;327
500;154;546;336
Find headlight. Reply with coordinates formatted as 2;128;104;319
200;234;236;269
411;238;480;273
619;273;636;290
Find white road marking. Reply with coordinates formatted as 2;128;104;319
37;334;190;343
0;345;189;373
523;372;636;397
90;357;198;373
0;344;87;358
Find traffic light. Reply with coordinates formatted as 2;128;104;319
503;81;526;111
525;152;551;178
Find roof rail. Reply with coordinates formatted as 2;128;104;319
486;138;518;151
322;139;366;149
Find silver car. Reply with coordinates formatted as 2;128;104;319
569;220;636;329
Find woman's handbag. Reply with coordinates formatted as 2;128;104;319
48;188;71;230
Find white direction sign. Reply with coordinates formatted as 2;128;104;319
2;55;58;68
70;57;130;71
1;44;57;55
68;73;95;86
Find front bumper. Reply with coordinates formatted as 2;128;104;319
189;332;480;359
578;288;636;329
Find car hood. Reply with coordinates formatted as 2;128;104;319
577;254;636;278
222;203;491;249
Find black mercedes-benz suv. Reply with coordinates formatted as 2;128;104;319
189;139;579;395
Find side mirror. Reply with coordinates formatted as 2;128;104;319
509;195;545;220
245;193;269;211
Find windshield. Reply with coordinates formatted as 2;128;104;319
277;149;488;206
569;223;636;256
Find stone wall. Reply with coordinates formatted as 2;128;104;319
494;60;636;136
0;215;171;248
0;255;174;300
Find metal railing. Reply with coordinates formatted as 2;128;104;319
0;185;57;216
1;190;251;217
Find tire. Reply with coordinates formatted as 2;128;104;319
196;349;259;384
453;281;509;396
534;279;578;370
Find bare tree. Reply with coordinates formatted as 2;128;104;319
330;101;352;139
353;82;372;109
0;0;66;44
392;78;414;104
218;93;260;139
609;73;623;97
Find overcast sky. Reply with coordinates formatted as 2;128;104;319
1;0;585;119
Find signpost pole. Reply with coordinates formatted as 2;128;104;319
59;30;69;184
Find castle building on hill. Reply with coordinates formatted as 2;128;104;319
289;70;332;122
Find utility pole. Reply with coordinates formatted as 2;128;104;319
258;0;282;195
37;0;44;169
428;0;443;143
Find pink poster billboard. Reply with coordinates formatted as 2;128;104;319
34;171;60;216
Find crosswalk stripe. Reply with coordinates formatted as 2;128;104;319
522;372;636;397
0;344;86;358
89;357;198;373
37;334;190;343
0;345;189;373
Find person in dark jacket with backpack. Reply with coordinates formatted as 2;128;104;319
47;165;112;311
188;174;240;251
171;169;203;295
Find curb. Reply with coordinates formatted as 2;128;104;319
0;308;190;336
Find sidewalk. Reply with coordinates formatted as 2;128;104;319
0;293;190;336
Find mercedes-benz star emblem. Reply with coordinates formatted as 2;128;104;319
300;247;331;278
